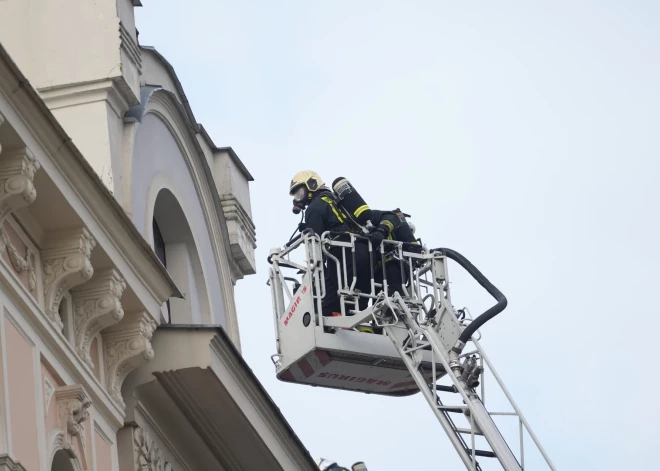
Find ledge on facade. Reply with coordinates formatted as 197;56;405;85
198;126;254;182
123;324;317;471
0;455;27;471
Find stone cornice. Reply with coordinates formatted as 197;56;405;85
39;79;132;119
71;268;126;368
0;455;27;471
208;334;317;471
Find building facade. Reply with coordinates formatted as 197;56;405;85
0;1;316;470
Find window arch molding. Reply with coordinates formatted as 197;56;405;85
145;174;213;325
122;88;241;344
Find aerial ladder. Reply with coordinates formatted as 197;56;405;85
268;228;557;471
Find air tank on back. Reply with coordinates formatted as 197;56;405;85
332;177;373;229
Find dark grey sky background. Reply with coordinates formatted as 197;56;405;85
137;2;659;469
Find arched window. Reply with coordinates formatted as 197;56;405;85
153;218;167;267
152;218;171;320
151;189;210;325
51;450;77;471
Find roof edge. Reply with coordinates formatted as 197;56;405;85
198;125;254;181
158;324;317;469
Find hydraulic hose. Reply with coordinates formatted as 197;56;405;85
433;248;508;353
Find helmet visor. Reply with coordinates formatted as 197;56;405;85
291;185;307;202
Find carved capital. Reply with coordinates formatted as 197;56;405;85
55;385;91;446
71;268;126;368
103;313;157;407
134;426;173;471
0;148;41;226
42;227;96;328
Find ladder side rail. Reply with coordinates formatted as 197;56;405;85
383;322;481;471
472;338;557;471
436;254;554;471
394;295;522;471
425;327;522;471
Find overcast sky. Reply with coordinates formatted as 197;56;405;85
136;2;659;469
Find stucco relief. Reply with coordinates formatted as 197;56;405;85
134;427;173;471
50;384;91;469
0;148;41;227
44;377;55;412
0;224;37;292
103;313;156;407
71;269;126;368
42;228;96;328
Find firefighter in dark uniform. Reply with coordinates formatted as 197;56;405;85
290;170;377;318
331;177;419;299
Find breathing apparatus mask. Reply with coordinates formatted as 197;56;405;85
291;185;308;214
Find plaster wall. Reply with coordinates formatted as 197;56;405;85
0;0;122;91
5;315;40;471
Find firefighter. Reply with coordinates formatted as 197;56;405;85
330;177;418;299
289;170;372;317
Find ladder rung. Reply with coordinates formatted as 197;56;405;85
435;385;457;393
455;428;483;436
437;406;465;413
474;450;496;458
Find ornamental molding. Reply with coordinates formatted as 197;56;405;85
42;227;96;328
52;384;91;470
0;454;27;471
0;225;38;292
44;377;55;412
0;148;40;227
103;313;156;407
219;195;256;277
71;268;126;368
134;426;173;471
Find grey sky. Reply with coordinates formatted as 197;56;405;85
136;2;660;469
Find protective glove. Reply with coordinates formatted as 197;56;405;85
370;227;387;248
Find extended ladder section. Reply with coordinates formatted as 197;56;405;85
268;232;557;470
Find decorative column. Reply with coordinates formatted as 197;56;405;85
71;268;126;368
0;148;40;227
41;228;96;329
103;313;157;407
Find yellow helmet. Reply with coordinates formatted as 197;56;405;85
289;170;325;195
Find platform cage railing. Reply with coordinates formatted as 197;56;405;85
267;229;448;334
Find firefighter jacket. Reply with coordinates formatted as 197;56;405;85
303;190;350;237
368;209;402;240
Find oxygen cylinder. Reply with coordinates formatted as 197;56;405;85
332;177;373;227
